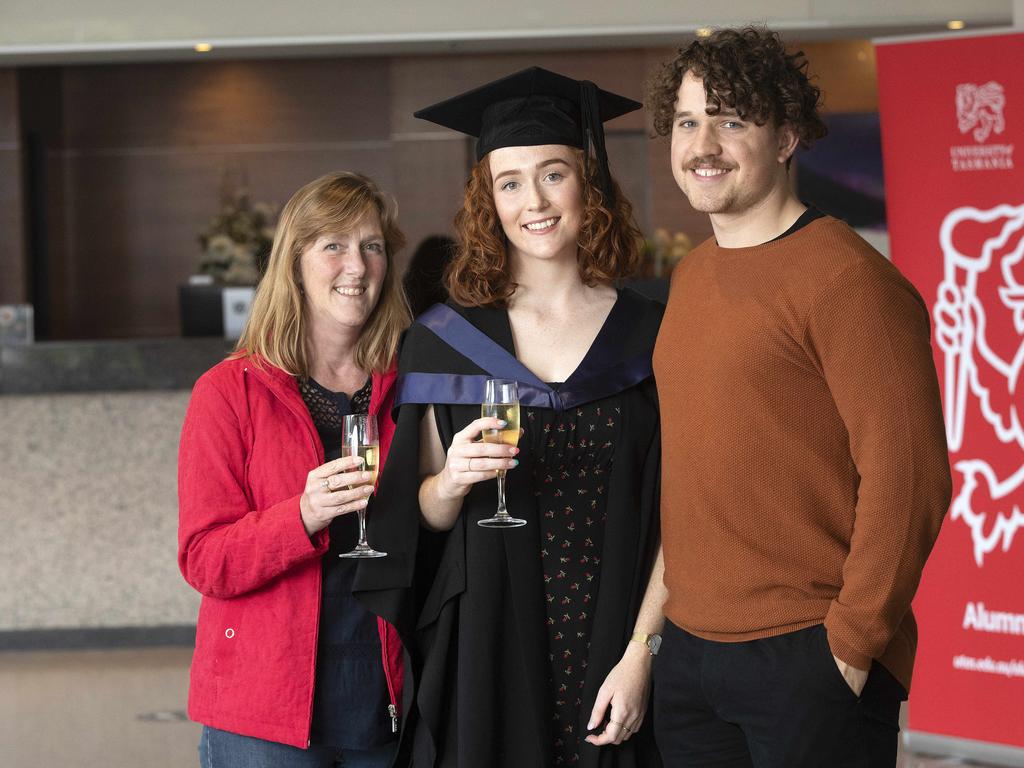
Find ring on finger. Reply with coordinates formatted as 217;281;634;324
321;478;331;492
467;457;474;472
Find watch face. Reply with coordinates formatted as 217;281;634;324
648;634;663;655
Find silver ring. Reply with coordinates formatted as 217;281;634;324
321;478;331;491
467;457;474;472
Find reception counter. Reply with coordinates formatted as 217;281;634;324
0;339;231;649
0;338;231;394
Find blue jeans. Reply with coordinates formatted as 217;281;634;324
199;726;396;768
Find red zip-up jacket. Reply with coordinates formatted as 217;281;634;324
177;354;403;748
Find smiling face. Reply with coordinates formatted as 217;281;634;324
488;144;584;266
299;209;387;338
670;71;797;222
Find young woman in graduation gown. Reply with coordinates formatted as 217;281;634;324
356;68;667;768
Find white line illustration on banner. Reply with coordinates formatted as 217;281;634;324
934;204;1024;566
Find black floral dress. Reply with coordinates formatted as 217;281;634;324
528;394;621;765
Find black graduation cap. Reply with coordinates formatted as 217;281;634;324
414;66;641;205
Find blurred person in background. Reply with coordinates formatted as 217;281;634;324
178;172;411;768
402;234;456;317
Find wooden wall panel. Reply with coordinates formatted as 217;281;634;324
61;58;391;149
51;57;394;338
0;70;26;303
0;71;16;141
57;145;394;339
43;152;69;337
390;136;469;272
24;40;880;337
0;153;26;303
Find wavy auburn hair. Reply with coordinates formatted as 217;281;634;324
234;172;410;376
447;148;643;307
646;26;827;148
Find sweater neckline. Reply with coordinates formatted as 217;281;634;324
708;214;836;257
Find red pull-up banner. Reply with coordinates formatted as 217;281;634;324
876;29;1024;764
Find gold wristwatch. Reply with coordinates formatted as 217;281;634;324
630;631;662;656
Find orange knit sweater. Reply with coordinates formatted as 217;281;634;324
654;216;951;692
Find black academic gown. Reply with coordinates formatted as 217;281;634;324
355;288;664;768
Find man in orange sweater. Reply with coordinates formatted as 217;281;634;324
646;27;952;767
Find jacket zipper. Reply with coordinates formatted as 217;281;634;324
369;393;399;734
378;616;399;733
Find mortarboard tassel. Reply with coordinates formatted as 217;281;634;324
579;80;616;208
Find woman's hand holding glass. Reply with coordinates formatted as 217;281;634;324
299;456;375;537
436;417;520;501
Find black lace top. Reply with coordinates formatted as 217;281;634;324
299;376;372;442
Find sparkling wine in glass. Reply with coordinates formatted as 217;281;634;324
338;413;386;558
478;379;526;528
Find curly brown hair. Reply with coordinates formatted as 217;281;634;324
646;26;827;148
446;148;643;307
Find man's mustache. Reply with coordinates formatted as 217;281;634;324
685;156;737;171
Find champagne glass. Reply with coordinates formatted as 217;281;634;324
478;379;526;528
338;413;387;558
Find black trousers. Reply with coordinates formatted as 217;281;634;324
652;621;906;768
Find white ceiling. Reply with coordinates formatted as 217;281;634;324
0;0;1015;65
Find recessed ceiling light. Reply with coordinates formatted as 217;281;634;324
696;27;713;38
947;20;966;30
194;43;213;53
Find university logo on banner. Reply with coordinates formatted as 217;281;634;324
951;80;1014;171
877;30;1024;756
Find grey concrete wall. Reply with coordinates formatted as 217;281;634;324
0;391;199;630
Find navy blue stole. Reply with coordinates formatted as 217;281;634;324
395;301;653;412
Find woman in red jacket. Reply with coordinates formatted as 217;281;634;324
178;172;411;767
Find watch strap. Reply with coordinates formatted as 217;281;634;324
629;631;661;655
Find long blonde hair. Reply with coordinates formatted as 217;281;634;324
234;172;410;375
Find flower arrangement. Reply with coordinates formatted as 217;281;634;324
197;186;278;286
643;228;692;278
